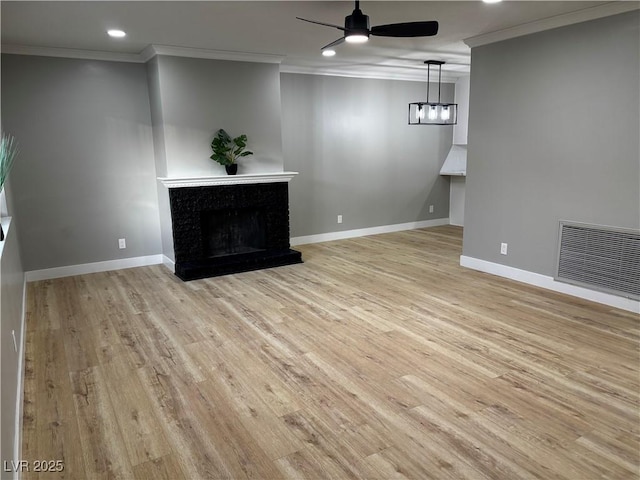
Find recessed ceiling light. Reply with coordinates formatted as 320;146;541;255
482;0;502;3
322;49;336;57
107;29;126;38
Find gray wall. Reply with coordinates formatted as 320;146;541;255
281;73;452;237
152;56;284;177
1;184;25;477
463;11;640;276
146;56;168;178
1;55;162;271
453;76;470;146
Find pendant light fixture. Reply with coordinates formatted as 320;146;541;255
409;60;457;125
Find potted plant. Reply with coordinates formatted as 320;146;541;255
210;129;253;175
0;133;19;241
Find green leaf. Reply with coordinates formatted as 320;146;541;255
0;133;19;189
217;129;231;143
233;135;247;148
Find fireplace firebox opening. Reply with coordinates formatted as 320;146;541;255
201;208;267;258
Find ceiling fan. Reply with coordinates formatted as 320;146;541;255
297;0;439;54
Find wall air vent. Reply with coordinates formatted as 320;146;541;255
556;221;640;300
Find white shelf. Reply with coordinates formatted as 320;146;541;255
440;145;467;177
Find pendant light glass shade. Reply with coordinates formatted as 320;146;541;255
409;60;457;126
409;102;457;125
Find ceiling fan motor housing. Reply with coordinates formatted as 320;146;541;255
345;8;370;37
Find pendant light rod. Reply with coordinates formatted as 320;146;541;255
424;60;444;104
426;62;431;103
438;62;442;102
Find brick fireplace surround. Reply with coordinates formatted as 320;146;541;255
160;173;302;281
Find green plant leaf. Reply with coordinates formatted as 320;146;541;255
0;133;19;190
233;135;247;148
217;129;231;143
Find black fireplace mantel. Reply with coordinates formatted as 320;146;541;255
161;173;302;281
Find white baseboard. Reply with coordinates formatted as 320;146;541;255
162;255;175;273
460;255;639;314
14;276;27;480
290;218;450;246
25;254;164;282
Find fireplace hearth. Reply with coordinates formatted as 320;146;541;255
166;178;302;281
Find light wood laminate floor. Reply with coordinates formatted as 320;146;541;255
23;226;639;479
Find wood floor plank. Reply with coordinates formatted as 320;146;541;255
22;226;639;479
69;366;135;479
134;364;236;479
405;404;564;480
131;454;187;480
276;447;358;480
280;409;380;479
187;339;303;418
21;303;87;480
186;379;287;479
255;342;374;428
101;356;173;466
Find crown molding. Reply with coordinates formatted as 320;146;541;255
279;64;461;83
465;1;640;48
1;42;462;82
0;44;141;63
1;43;285;65
140;45;284;64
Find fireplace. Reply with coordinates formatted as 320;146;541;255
163;174;302;281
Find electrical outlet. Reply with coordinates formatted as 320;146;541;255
12;330;17;353
118;238;126;249
337;215;343;224
429;205;434;213
500;243;508;255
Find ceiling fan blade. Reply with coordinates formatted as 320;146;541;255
322;37;346;50
296;17;346;32
370;21;439;37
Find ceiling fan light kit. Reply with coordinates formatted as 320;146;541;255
344;4;370;43
345;34;369;44
297;0;438;56
409;60;457;126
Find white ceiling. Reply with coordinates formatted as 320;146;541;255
1;1;636;81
